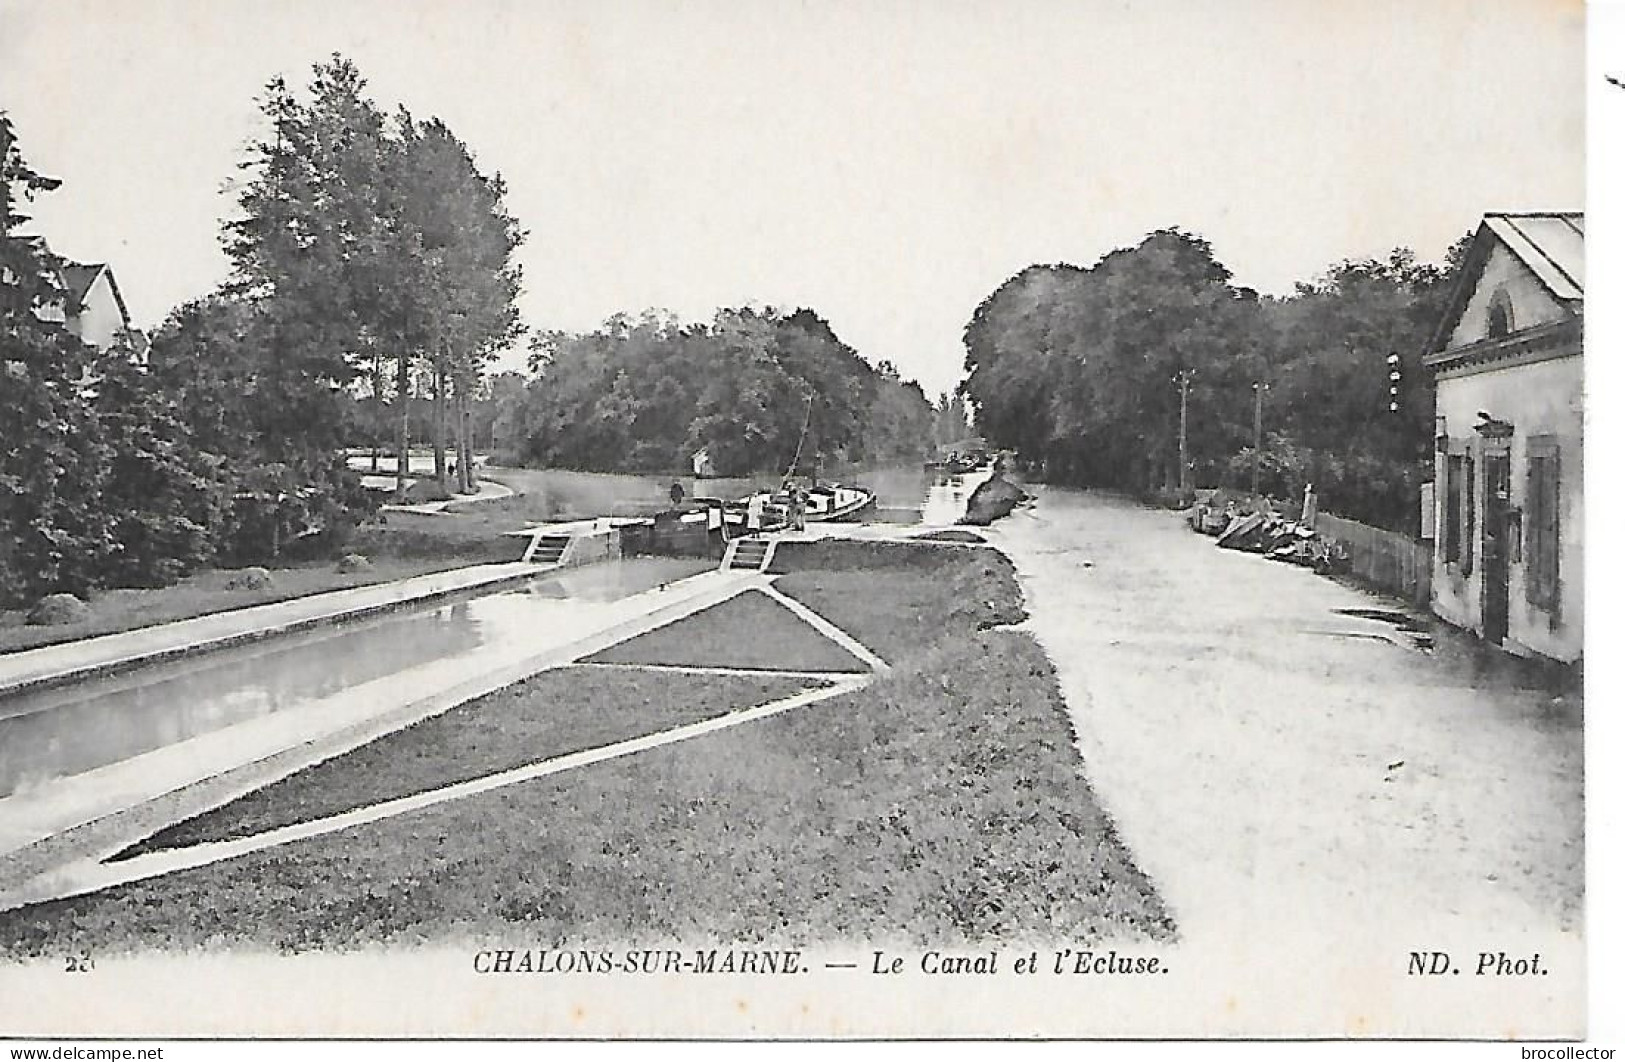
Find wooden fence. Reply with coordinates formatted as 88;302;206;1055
1313;513;1432;607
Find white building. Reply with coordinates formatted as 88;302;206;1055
57;262;132;351
1423;213;1582;664
27;256;141;360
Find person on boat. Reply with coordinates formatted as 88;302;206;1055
789;486;807;531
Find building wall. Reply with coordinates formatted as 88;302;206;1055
1432;353;1583;663
66;272;126;349
1448;242;1568;348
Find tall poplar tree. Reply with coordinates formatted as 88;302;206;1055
386;113;524;493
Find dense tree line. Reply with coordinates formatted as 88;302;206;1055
961;229;1467;531
2;114;226;604
496;307;935;476
1;56;524;606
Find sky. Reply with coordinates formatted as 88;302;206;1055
0;0;1584;398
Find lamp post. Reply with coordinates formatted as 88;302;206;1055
1251;380;1269;496
1174;369;1194;494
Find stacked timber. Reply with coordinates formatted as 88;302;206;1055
1195;488;1349;574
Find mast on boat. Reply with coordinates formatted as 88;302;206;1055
783;393;815;484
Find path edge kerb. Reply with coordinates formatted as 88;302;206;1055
0;564;544;701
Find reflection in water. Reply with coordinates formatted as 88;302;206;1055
0;558;710;798
861;466;977;526
919;474;974;527
516;557;708;601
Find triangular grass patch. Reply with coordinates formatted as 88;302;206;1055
584;589;869;673
107;666;821;862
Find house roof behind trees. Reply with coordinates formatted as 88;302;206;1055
58;261;130;321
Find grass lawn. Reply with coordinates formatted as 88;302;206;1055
112;666;817;860
0;539;1174;956
771;547;1026;662
582;589;869;672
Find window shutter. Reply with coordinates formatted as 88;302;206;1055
1443;455;1463;564
1462;455;1475;577
1525;449;1561;614
1542;453;1560;614
1526;457;1544;607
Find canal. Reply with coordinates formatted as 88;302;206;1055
0;557;709;800
0;463;981;816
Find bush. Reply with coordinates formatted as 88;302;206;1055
336;553;372;573
401;479;455;504
217;462;375;568
27;593;90;626
224;566;273;590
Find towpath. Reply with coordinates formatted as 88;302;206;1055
985;487;1583;1034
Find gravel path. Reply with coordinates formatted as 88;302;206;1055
986;488;1583;1035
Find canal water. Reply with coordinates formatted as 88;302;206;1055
0;557;709;800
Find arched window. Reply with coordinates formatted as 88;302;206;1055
1486;287;1514;339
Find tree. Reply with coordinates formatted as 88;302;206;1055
861;365;935;465
369;110;525;495
472;370;527;455
90;336;228;586
220;57;525;503
959;225;1467;529
931;391;975;448
507;305;930;476
1255;244;1466;528
0;114;116;603
2;116;230;602
222;58;391;473
962;232;1254;488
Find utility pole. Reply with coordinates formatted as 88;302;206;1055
0;118;12;236
1251;380;1269;496
1175;370;1194;494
